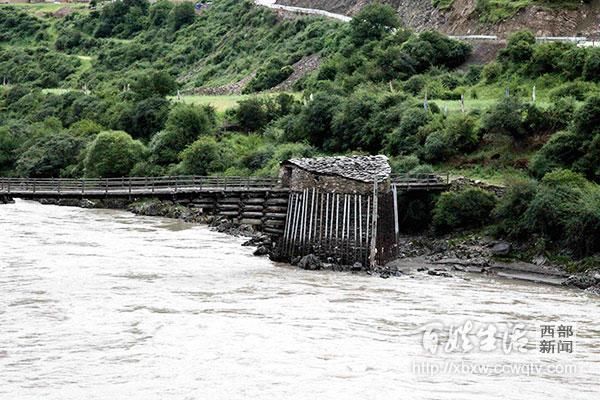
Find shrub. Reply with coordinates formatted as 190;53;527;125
583;49;600;82
131;70;177;100
528;42;572;76
389;155;421;173
15;132;85;178
499;30;535;64
548;81;596;101
573;95;600;137
166;103;216;138
529;131;584;178
244;59;295;93
573;133;600;182
493;171;600;257
557;46;588;79
482;61;502;83
179;136;227;175
481;97;525;138
292;92;342;147
432;188;497;232
349;3;400;45
124;97;170;140
0;126;23;172
403;75;426;95
385;107;432;155
492;180;539;239
236;97;270;132
402;30;471;71
168;1;195;31
422;130;450;162
84;131;146;177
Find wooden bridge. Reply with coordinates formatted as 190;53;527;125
0;174;449;198
0;176;283;198
0;173;449;266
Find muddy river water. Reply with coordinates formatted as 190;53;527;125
1;200;598;399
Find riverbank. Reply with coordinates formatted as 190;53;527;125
9;196;599;294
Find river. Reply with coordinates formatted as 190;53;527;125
1;200;598;399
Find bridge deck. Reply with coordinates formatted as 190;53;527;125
0;174;449;198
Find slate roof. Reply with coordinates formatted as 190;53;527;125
282;155;391;183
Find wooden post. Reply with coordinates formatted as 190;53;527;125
291;192;301;257
324;192;330;253
282;193;294;253
369;181;379;268
341;194;347;242
288;193;298;257
354;194;358;264
334;193;340;258
318;191;325;254
359;195;363;262
299;188;307;253
393;184;399;254
307;188;316;249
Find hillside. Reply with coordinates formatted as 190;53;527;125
276;0;600;37
0;1;599;262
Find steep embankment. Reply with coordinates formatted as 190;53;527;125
276;0;600;37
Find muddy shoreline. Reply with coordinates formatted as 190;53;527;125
7;196;599;295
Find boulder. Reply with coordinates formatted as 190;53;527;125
253;246;269;256
297;254;322;271
491;241;511;256
428;269;452;278
563;269;600;289
351;262;363;272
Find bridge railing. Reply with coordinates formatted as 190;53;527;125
0;176;281;195
391;173;450;189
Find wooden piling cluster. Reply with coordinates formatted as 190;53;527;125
279;188;378;266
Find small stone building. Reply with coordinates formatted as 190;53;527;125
277;155;397;267
279;155;391;194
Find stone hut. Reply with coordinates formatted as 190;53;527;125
279;155;391;194
277;155;396;267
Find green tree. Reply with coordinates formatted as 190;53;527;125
179;136;225;175
131;70;177;100
573;95;600;137
530;131;584;178
385;108;432;155
84;131;146;177
15;132;85;178
149;0;174;27
0;127;21;173
126;97;170;140
236;98;269;132
168;1;196;31
350;3;400;45
583;49;600;82
149;104;216;165
500;30;535;64
481;97;525;138
432;188;497;232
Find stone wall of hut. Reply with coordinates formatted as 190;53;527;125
281;167;389;194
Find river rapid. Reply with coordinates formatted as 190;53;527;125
1;200;598;399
